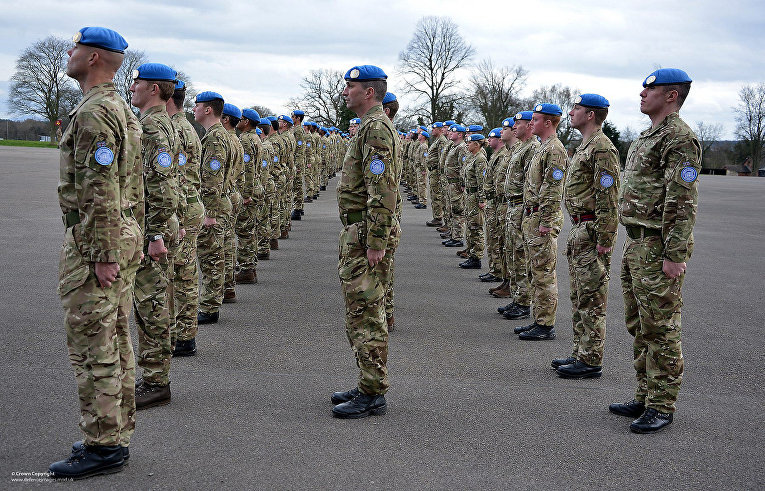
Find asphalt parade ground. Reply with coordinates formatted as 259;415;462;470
1;146;763;490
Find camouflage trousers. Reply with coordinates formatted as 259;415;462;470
198;221;225;314
338;222;390;395
59;218;141;446
493;202;508;278
293;162;305;211
448;183;465;239
134;253;173;386
506;203;530;305
174;199;204;343
439;172;450;229
566;222;612;366
382;219;402;321
277;175;289;233
522;211;561;326
465;194;485;259
224;192;241;294
306;163;317;197
236;201;259;270
416;166;428;204
484;201;499;275
285;167;295;228
428;167;443;220
621;235;685;414
258;196;278;254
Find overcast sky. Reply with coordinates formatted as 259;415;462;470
0;0;763;139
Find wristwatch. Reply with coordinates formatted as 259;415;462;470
149;234;163;242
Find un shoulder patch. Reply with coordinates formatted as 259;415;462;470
462;156;466;162
94;145;114;166
600;174;614;188
424;152;428;157
680;166;698;183
552;168;564;181
244;153;251;163
157;151;172;168
273;156;279;162
323;144;326;149
298;141;303;146
209;159;221;171
307;142;312;147
483;168;487;177
262;160;268;168
178;153;187;166
369;159;385;175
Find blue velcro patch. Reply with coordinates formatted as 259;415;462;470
298;141;303;146
552;168;564;181
244;153;251;163
600;174;614;188
307;143;311;147
424;152;428;157
273;156;279;162
483;168;487;176
323;144;326;149
157;152;172;168
369;159;385;175
462;156;466;162
262;160;268;168
681;166;697;183
209;159;221;171
178;153;187;166
94;146;114;166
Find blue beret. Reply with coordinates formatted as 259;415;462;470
175;80;185;90
344;65;388;81
575;93;610;108
432;122;444;128
382;92;397;104
266;116;277;122
444;120;456;126
489;128;502;138
242;108;261;123
534;103;563;116
277;115;294;125
223;103;241;119
292;110;305;117
256;127;262;135
421;131;430;138
73;27;128;54
514;111;533;121
258;117;270;126
502;118;515;128
418;125;427;131
350;118;361;125
468;124;483;132
643;68;692;87
450;124;466;133
468;134;485;141
134;63;176;82
195;91;224;103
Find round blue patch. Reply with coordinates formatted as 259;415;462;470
681;166;698;183
600;174;614;188
244;153;251;163
307;142;312;147
369;159;385;175
424;152;428;157
178;153;187;166
94;147;114;166
462;156;466;162
273;156;279;162
157;152;172;168
552;168;564;181
262;160;268;168
482;168;487;177
209;159;221;171
298;141;303;146
323;145;326;149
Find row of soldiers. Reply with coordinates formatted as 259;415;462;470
394;67;700;435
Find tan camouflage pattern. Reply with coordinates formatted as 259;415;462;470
464;150;487;259
224;127;244;295
337;103;399;395
444;140;468;239
292;124;306;211
564;129;620;365
619;111;701;413
483;146;507;276
236;129;263;270
58;82;143;446
426;133;447;220
522;135;567;325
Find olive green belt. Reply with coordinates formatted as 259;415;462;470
467;186;478;193
341;210;365;226
63;208;133;228
186;195;201;204
625;225;661;240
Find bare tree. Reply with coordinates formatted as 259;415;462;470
288;69;346;128
7;36;78;141
531;84;578;147
734;83;765;175
114;49;147;110
695;121;723;168
250;105;273;118
397;16;475;122
466;59;527;129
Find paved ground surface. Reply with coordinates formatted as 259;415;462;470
1;146;763;489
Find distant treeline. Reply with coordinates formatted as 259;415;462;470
0;118;53;142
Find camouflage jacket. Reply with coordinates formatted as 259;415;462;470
444;140;467;183
504;138;539;200
564;128;621;248
225;127;244;195
200;122;229;218
484;146;507;200
465;150;488;202
427;134;448;172
293;125;306;169
171;112;202;228
139;104;179;239
524;135;567;228
619;112;701;262
239;129;263;200
337;104;399;251
58;82;143;263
